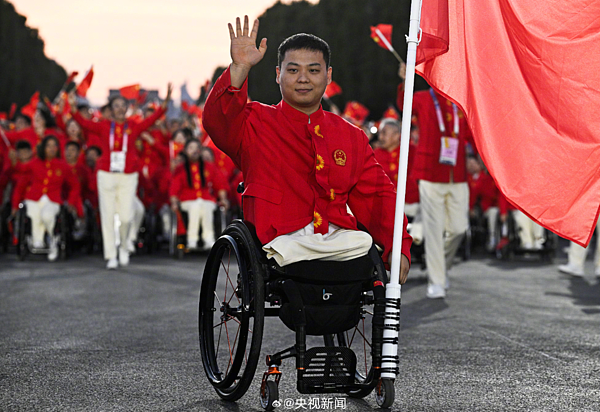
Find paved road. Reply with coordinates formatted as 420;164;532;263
1;247;599;411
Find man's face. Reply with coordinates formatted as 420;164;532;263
276;49;332;115
378;125;401;151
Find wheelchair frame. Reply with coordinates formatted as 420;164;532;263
198;220;399;409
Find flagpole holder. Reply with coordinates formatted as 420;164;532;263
381;0;423;382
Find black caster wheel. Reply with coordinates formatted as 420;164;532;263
260;381;279;411
376;378;395;409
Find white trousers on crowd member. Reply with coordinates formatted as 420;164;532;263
180;198;216;246
25;195;60;247
567;219;600;270
513;210;544;249
419;180;469;288
97;171;138;260
127;196;146;247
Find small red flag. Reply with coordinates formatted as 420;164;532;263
9;103;17;119
324;81;342;99
76;66;94;97
342;101;370;125
119;84;140;100
370;24;394;52
21;92;40;118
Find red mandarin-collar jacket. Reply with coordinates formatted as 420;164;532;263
12;157;82;216
374;144;420;204
169;161;228;203
71;107;166;174
468;172;499;213
4;127;67;153
397;84;473;183
203;66;412;266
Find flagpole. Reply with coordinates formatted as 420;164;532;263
381;0;422;381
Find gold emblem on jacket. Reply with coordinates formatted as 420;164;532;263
333;150;346;166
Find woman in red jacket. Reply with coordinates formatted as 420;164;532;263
11;135;81;261
68;85;172;269
169;139;228;250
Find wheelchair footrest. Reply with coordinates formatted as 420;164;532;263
297;347;356;394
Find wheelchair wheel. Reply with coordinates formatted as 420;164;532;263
199;220;265;402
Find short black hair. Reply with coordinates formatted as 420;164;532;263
278;33;331;68
37;135;61;160
15;140;32;151
65;141;81;151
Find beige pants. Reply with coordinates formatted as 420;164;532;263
513;210;544;248
97;171;138;260
180;198;216;244
567;219;600;270
263;222;373;267
419;180;469;287
25;195;60;246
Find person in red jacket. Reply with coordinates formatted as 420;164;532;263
466;155;500;251
11;135;81;261
203;18;411;279
169;138;228;249
68;85;172;269
397;62;472;298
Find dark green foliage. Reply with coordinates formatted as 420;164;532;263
247;0;429;120
0;0;67;113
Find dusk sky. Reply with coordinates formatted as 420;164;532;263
12;0;317;105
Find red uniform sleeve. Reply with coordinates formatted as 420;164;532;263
202;66;250;165
347;135;412;267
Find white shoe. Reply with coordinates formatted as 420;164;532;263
558;263;584;277
47;237;58;261
106;258;118;270
118;248;130;267
426;284;446;299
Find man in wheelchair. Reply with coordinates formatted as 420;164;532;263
199;16;412;410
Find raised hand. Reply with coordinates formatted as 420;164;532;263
228;15;267;88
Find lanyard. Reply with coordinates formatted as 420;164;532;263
109;122;129;153
429;89;459;136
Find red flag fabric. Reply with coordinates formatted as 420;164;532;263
416;0;600;247
370;24;394;52
9;103;17;119
76;66;94;97
342;101;370;126
119;84;140;100
21;92;39;118
382;106;400;120
324;81;342;99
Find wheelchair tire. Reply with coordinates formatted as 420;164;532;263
199;220;265;402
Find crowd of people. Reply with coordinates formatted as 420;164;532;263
0;53;594;292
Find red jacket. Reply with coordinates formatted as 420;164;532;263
169;161;228;202
374;144;420;204
468;172;499;212
12;157;82;215
397;85;473;183
71;107;166;174
203;66;412;266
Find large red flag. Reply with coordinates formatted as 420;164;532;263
324;81;342;99
417;0;600;246
76;66;94;97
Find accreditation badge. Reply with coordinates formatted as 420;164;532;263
439;136;459;166
110;151;126;173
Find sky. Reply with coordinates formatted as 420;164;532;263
12;0;317;105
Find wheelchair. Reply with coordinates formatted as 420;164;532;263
169;205;229;259
14;202;72;261
494;211;557;262
198;220;398;410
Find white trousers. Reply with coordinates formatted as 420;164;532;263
180;198;216;244
263;222;373;267
25;195;60;246
513;210;544;247
97;171;138;260
567;219;600;270
419;180;469;287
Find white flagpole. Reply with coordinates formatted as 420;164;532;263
381;0;423;381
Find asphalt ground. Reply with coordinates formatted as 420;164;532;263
1;244;599;412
